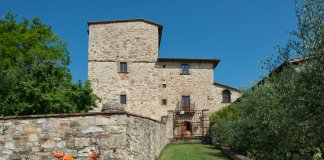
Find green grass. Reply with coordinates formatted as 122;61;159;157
156;143;230;160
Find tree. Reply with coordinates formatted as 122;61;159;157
210;0;323;159
0;13;99;115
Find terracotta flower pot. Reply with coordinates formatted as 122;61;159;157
183;130;192;137
53;152;64;158
62;155;74;160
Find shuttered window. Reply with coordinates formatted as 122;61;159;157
120;62;127;73
181;64;189;74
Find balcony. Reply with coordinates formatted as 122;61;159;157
175;102;196;113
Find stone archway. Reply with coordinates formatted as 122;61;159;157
179;121;192;137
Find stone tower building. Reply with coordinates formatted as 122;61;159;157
88;19;241;127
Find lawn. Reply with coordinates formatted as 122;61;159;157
156;143;230;160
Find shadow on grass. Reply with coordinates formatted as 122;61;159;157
202;145;230;159
204;145;218;150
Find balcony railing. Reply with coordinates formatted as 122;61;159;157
176;102;196;112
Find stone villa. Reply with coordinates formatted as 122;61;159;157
0;19;243;160
87;19;241;138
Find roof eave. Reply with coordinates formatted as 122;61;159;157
87;19;163;48
157;58;220;69
213;82;240;91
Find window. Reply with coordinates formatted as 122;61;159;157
222;90;231;103
120;62;127;73
182;96;190;106
162;99;167;105
181;64;189;74
162;65;166;68
182;96;190;111
120;95;127;104
163;84;166;88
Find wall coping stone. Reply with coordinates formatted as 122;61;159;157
0;111;163;123
221;147;249;160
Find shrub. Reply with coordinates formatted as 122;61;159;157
210;0;323;159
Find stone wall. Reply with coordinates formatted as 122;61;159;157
157;61;214;113
0;112;168;160
88;20;161;120
209;84;241;116
127;116;168;160
156;61;241;118
88;21;159;62
88;62;160;119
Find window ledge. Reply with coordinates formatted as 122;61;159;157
180;73;190;75
118;72;129;74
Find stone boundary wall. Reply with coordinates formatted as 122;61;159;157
0;111;169;160
127;116;168;160
221;147;249;160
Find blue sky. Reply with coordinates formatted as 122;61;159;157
1;0;297;89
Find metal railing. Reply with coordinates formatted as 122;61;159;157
172;109;209;138
175;102;196;112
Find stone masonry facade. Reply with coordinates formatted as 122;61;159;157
88;20;160;119
88;19;241;121
0;19;241;160
0;112;168;160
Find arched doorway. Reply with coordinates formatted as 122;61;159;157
179;121;192;137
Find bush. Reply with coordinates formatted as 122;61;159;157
210;0;323;159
